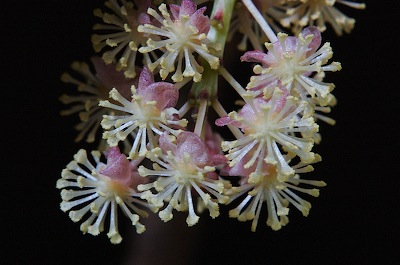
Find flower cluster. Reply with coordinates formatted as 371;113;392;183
58;0;364;244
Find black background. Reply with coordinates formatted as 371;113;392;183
2;0;399;264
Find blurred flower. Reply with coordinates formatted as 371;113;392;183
270;0;366;35
92;0;152;79
228;0;281;51
60;57;134;145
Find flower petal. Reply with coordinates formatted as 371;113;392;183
100;147;132;185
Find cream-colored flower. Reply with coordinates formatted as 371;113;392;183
137;132;228;226
56;147;156;244
99;67;187;158
241;26;341;106
138;0;220;82
224;154;325;231
216;88;318;178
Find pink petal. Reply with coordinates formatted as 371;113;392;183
189;7;210;34
137;67;154;90
138;12;151;25
215;115;243;128
206;171;219;180
100;147;132;185
238;98;265;122
301;26;321;54
240;50;269;65
130;164;149;189
169;4;180;21
145;83;178;109
220;153;273;182
220;156;254;177
204;123;227;166
175;132;209;166
179;0;197;16
204;122;223;155
136;67;179;109
282;36;299;53
215;116;235;127
209;154;227;167
159;132;177;154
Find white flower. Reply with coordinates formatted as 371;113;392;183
216;88;318;178
56;147;156;244
137;132;228;226
225;154;326;231
99;67;187;158
138;0;220;82
241;26;341;106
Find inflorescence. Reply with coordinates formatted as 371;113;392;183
58;0;365;243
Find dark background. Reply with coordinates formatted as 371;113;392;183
2;0;399;264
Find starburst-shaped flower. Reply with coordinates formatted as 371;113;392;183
92;0;152;79
241;26;341;106
99;67;187;158
60;57;134;145
56;147;156;244
137;0;220;82
137;132;228;226
222;152;325;231
216;88;318;179
270;0;366;35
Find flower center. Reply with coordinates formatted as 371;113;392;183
133;101;162;126
244;110;277;138
172;19;197;47
174;160;199;184
98;174;130;197
276;52;304;81
168;151;207;185
256;165;279;188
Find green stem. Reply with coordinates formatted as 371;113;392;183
208;0;237;57
189;0;237;102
